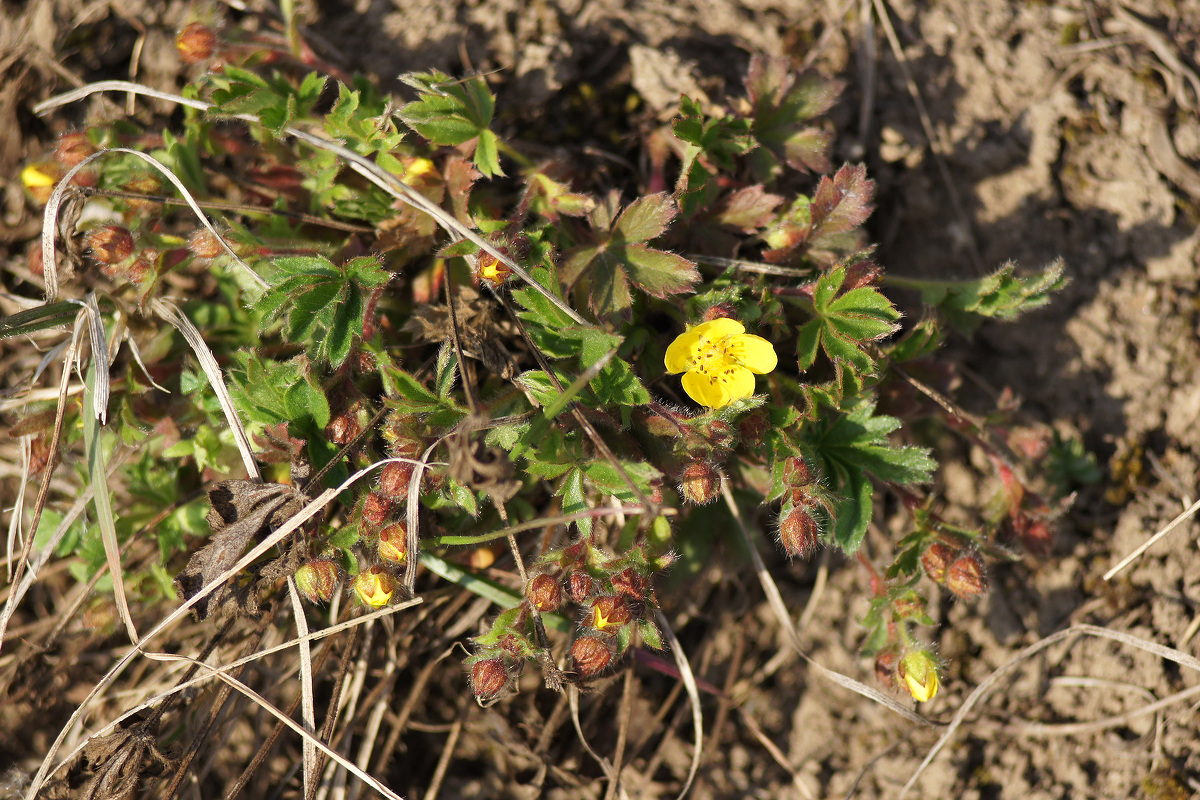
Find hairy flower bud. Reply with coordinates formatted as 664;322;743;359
566;571;596;603
470;657;510;702
588;596;631;632
377;522;408;565
571;635;614;676
778;503;819;558
946;555;987;599
738;409;769;446
176;22;219;63
360;491;393;529
781;455;814;487
921;543;955;584
899;649;939;703
85;225;135;265
295;559;340;604
325;410;362;447
678;460;720;505
378;461;415;500
702;302;737;321
610;568;648;600
187;229;223;258
55;131;96;167
526;573;564;612
353;565;396;608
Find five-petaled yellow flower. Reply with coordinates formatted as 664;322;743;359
665;318;777;409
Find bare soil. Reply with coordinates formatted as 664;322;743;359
3;0;1200;797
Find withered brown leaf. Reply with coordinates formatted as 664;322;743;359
175;480;306;620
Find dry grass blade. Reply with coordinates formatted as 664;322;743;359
654;609;703;800
152;298;260;481
38;145;265;305
568;684;619;790
34;80;585;325
899;623;1200;797
719;479;934;727
76;292;111;424
24;460;401;799
81;339;138;644
1103;494;1200;580
288;578;318;800
144;653;405;800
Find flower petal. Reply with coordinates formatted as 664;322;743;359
691;318;745;341
665;328;703;373
728;334;777;374
682;370;731;409
722;366;756;402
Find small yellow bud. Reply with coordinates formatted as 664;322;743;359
353;565;396;608
899;650;939;703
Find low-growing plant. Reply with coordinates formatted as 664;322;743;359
3;14;1085;796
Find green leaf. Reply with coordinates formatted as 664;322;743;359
796;265;901;377
0;302;78;339
892;259;1068;335
614;193;678;242
805;402;935;554
397;71;502;177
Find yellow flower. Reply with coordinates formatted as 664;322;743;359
664;318;777;409
353;565;396;608
900;649;939;703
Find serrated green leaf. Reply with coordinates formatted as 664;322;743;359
561;468;591;536
474;129;503;178
621;245;700;299
830;471;872;552
614;193;677;242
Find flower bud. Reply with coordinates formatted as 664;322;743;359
609;568;648;600
295;559;340;603
781;455;814;487
566;571;596;603
946;555;986;599
921;543;955;584
359;491;393;530
587;596;631;632
378;461;415;500
678;460;720;505
738;409;769;446
571;635;614;676
123;174;163;211
85;225;135;265
377;522;408;565
899;649;939;702
55;132;96;167
526;573;564;612
176;22;219;64
1017;516;1053;557
778;504;819;558
470;657;510;702
702;302;737;321
892;591;926;621
187;229;223;258
325;410;362;446
353;565;396;608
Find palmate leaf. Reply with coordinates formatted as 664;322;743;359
796;263;901;375
257;254;390;369
208;68;327;137
397;70;503;177
744;56;841;179
561;193;700;317
805;401;936;553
